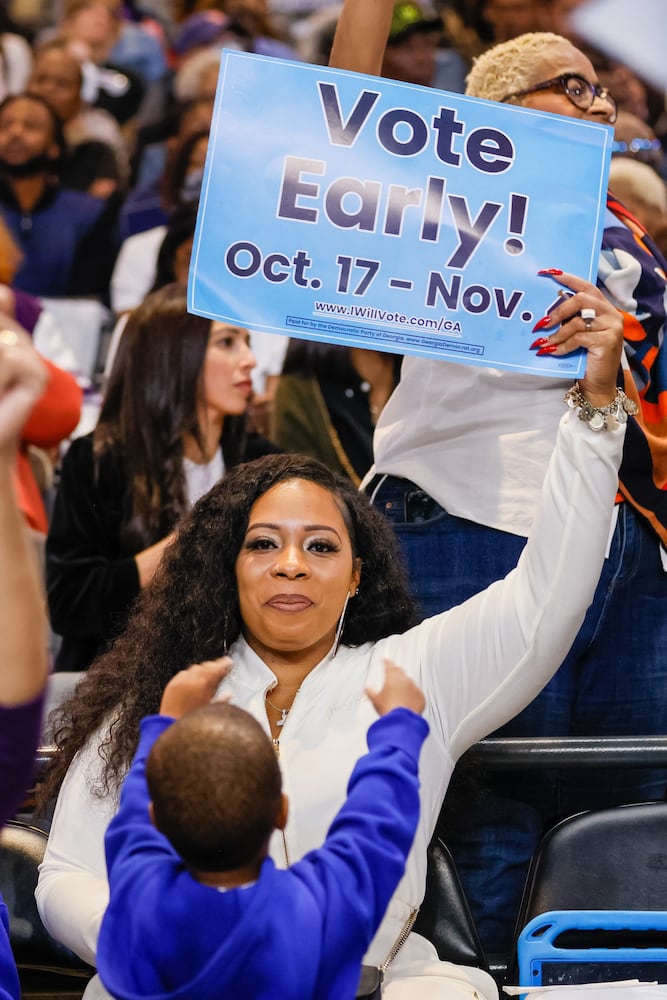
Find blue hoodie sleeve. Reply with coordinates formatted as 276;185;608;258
103;715;175;875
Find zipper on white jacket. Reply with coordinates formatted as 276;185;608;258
381;907;419;973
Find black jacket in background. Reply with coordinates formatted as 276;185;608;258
46;431;279;671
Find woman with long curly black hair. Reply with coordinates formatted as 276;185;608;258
40;451;419;800
46;283;277;671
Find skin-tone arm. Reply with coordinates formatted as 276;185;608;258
0;328;49;704
329;0;394;75
134;532;178;590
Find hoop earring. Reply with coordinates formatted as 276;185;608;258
332;592;351;658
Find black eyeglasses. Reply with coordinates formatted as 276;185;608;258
501;73;618;124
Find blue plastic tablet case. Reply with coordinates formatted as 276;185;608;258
518;910;667;988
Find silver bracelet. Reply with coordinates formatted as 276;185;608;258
563;382;639;431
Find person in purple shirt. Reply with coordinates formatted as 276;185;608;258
0;323;51;999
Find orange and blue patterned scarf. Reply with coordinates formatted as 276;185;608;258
601;193;667;548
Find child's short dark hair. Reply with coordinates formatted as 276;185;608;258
146;703;282;872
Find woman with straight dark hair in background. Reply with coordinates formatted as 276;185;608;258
46;283;277;671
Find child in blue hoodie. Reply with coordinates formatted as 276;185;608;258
97;656;428;1000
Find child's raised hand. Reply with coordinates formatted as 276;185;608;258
366;659;425;717
159;657;232;719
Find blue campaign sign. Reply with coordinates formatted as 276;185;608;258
189;50;613;379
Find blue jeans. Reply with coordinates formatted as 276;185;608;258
367;474;667;954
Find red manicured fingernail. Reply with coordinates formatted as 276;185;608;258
530;337;550;349
531;316;552;333
537;268;564;276
536;344;558;356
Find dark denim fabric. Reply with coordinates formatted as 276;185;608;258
367;474;667;954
